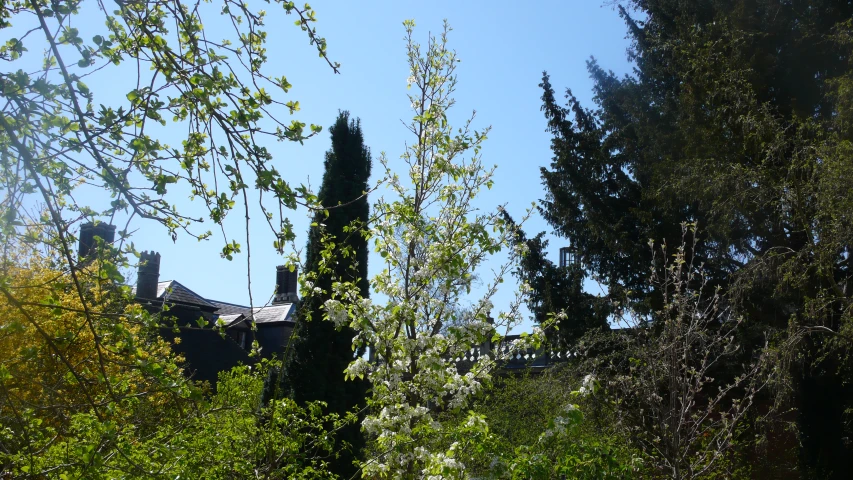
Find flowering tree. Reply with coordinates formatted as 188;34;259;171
310;20;537;479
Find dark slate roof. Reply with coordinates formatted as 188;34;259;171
206;299;249;316
133;280;216;309
138;280;294;324
155;280;217;308
248;303;295;324
217;313;245;327
207;300;295;325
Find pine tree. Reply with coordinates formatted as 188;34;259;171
537;1;853;476
279;111;371;478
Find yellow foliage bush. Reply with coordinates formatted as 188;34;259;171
0;241;189;434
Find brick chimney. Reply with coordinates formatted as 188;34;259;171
78;222;116;258
137;251;161;300
273;265;298;304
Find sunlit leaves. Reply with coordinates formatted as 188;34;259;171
1;0;336;257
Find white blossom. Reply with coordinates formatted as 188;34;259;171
323;299;348;327
578;373;597;396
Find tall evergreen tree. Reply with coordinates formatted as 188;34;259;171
279;111;371;478
537;1;853;477
503;212;611;348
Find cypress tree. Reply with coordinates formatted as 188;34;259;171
280;111;371;478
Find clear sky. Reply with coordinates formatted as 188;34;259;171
111;1;635;332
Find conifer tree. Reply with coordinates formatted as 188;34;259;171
279;111;371;478
503;212;610;349
536;1;853;476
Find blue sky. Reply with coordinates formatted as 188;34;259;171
100;1;635;331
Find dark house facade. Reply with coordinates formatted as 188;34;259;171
77;222;298;385
132;251;299;384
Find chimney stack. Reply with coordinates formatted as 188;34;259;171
137;251;161;299
78;222;116;258
481;314;495;358
274;265;298;304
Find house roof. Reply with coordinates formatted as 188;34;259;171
136;279;294;324
217;313;245;327
206;299;249;316
160;280;219;307
133;280;218;309
248;303;295;324
223;303;296;327
209;298;296;326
